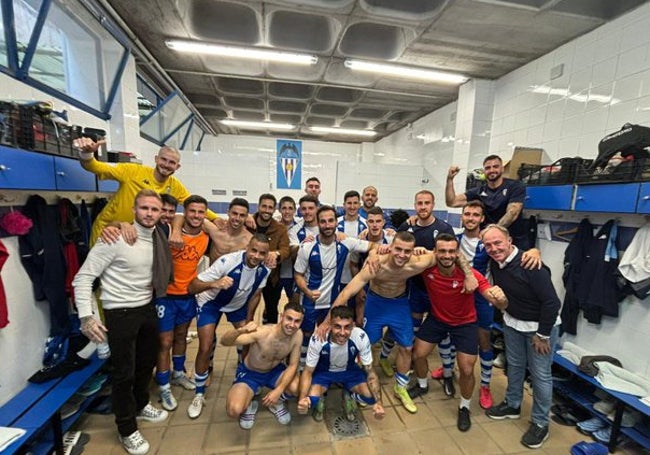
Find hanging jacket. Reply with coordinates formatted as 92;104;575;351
578;219;620;324
561;218;593;335
19;195;70;337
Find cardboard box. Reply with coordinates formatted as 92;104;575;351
503;147;544;179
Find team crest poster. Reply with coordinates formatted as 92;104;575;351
277;140;302;190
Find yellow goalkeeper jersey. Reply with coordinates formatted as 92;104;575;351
84;159;216;244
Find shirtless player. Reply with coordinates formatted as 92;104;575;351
207;198;253;263
222;301;304;429
318;231;478;414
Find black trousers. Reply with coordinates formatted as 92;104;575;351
262;280;283;324
104;303;158;437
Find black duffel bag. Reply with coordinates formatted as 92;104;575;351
594;123;650;169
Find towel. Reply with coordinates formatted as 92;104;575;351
595;361;650;397
557;341;593;365
0;427;26;452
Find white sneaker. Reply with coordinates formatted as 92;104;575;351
188;394;205;419
136;403;169;423
269;401;291;425
170;373;196;391
159;388;178;411
119;430;150;455
239;400;259;430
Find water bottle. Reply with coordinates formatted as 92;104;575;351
96;341;111;359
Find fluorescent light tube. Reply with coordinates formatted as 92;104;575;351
220;120;296;130
309;126;377;137
344;59;467;84
166;40;318;65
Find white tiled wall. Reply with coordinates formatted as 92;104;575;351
489;2;650;163
373;102;458;209
0;237;50;406
167;134;363;208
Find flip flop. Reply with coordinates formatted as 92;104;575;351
570;441;608;455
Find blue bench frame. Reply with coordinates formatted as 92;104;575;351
0;355;105;455
554;353;650;453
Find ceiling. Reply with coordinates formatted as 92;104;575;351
105;0;648;143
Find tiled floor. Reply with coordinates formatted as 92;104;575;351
74;306;649;455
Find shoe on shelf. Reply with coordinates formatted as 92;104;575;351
269;401;291;425
393;384;417;413
457;407;471;432
407;384;429;399
479;385;493;410
312;398;325;422
593;399;616;415
379;357;394;377
187;394;205;419
443;377;455;397
343;391;357;421
119;430;150;455
239;400;259;430
159;389;178;411
486;401;521;420
136;403;168;423
577;417;608;435
170;373;196;391
521;423;549;449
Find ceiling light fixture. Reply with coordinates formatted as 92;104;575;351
344;59;468;84
309;126;377;137
165;40;318;65
220;120;296;130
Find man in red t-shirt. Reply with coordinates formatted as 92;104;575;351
409;233;508;432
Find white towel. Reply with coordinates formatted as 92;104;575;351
557;341;593;365
0;426;26;452
595;362;650;397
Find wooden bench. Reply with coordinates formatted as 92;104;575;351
553;353;650;453
0;355;105;455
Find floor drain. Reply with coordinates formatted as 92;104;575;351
326;413;369;439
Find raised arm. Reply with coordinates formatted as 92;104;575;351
456;254;478;293
498;202;523;228
187;275;233;295
169;214;185;249
315;266;374;340
220;321;260;346
445;166;468;207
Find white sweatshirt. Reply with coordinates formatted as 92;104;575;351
73;223;155;318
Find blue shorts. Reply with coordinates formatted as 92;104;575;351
417;317;478;355
408;284;430;315
155;295;197;333
197;301;247;328
280;278;295;298
300;304;329;333
312;366;367;391
363;290;413;348
233;362;286;394
475;295;494;330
